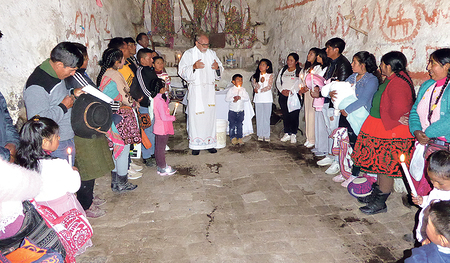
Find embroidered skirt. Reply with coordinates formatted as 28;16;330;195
352;115;414;177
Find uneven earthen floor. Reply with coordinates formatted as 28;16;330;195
77;116;417;263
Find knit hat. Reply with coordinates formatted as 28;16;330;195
0;159;42;220
347;176;373;198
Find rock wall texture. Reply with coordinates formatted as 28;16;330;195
2;0;450;120
0;0;141;121
258;0;450;84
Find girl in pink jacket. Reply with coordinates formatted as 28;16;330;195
151;78;177;176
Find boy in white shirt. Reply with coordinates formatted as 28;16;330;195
226;74;249;145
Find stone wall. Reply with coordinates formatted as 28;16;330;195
260;0;450;85
0;0;141;121
3;0;450;120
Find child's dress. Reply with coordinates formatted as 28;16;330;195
252;73;273;139
416;188;450;242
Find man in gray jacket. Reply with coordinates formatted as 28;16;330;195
24;42;84;162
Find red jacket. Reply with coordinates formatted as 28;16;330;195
379;72;414;131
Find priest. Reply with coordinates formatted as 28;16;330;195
178;34;224;155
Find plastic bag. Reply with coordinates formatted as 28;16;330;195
287;92;301;112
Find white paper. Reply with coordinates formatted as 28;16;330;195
82;85;114;103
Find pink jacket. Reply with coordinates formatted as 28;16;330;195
153;93;175;135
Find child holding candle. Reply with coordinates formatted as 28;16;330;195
412;150;450;244
151;78;177;176
15;116;92;256
226;74;249;145
251;59;273;142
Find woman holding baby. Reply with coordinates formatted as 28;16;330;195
328;51;380;184
351;51;415;215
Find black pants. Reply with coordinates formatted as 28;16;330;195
279;94;300;135
339;115;361;177
77;179;95;210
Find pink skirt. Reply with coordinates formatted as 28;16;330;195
37;193;93;256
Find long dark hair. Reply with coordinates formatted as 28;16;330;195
353;51;381;84
252;59;273;82
150;78;166;100
429;48;450;111
304;47;321;71
316;48;330;69
281;53;302;79
96;48;123;87
381;51;415;101
16;116;59;171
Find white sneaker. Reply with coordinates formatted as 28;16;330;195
128;167;143;179
264;137;270;142
165;145;170;151
258;136;264;141
130;162;143;172
303;140;309;146
317;156;334;166
325;162;340;174
305;142;315;148
280;133;290;142
290;134;297;144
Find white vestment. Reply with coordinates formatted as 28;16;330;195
178;46;224;150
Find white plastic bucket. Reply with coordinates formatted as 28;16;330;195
216;119;228;149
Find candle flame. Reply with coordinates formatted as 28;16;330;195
399;154;405;162
67;147;72;155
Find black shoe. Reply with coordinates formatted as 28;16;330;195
110;171;118;190
359;192;390;215
192;150;200;155
357;183;380;204
112;175;138;193
207;148;217;153
144;158;156;167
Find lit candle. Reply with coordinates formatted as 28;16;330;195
177;54;181;61
67;147;73;167
310;73;314;89
399;154;417;196
173;102;179;116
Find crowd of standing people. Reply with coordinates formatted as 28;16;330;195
2;30;450;261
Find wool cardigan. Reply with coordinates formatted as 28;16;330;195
409;79;450;141
378;72;414;131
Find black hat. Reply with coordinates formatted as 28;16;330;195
71;94;112;139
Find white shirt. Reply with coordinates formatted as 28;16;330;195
276;68;300;93
226;85;249;112
416;188;450;242
253;73;273;103
34;158;81;202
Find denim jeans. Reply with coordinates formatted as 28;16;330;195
51;138;75;165
228;110;244;139
139;106;155;159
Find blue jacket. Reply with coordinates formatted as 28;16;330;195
405;243;450;263
344;72;379;114
0;92;19;161
409;79;450;141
